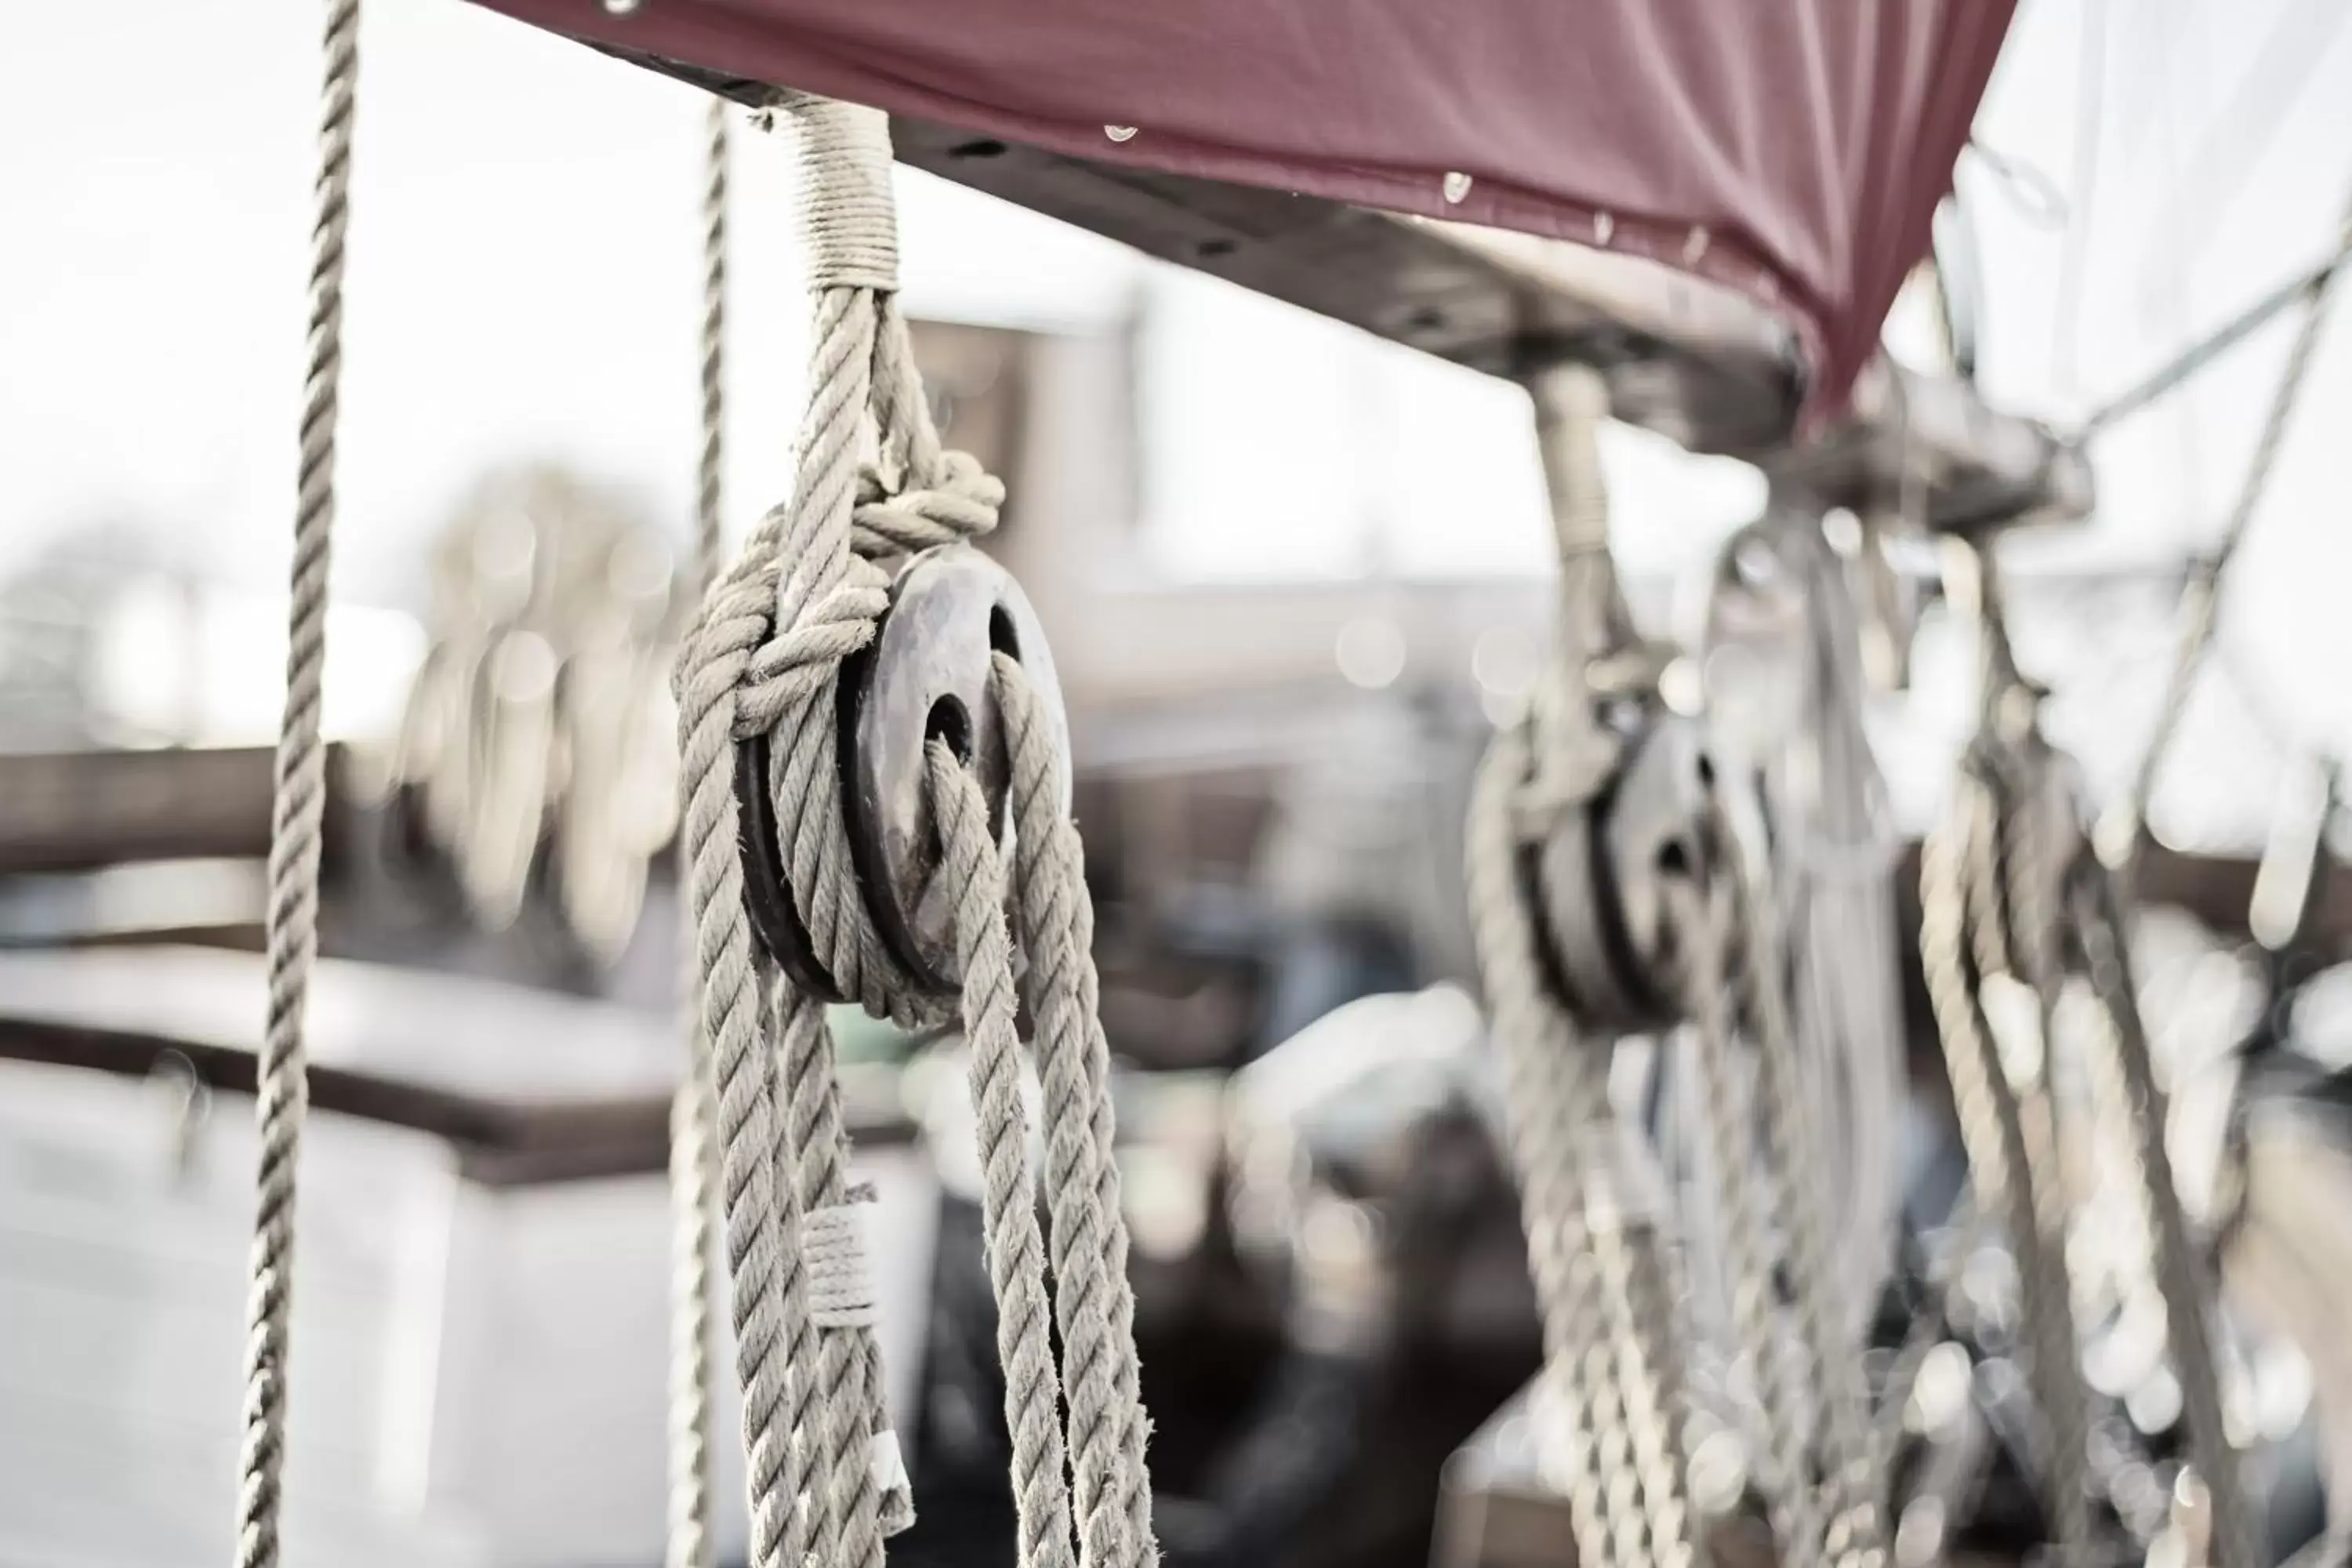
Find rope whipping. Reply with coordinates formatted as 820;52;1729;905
233;3;357;1563
673;89;1154;1568
666;93;731;1568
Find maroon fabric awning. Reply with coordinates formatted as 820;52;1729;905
477;0;2013;414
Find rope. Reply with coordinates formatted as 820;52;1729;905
1971;756;2098;1568
666;94;731;1568
1725;850;1882;1568
1680;881;1820;1568
928;739;1079;1568
667;1074;720;1568
233;3;356;1562
997;652;1156;1566
1463;727;1641;1568
1586;1133;1700;1568
697;99;728;585
673;89;1152;1568
2073;866;2254;1568
1920;777;2096;1567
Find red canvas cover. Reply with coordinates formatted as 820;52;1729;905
477;0;2013;412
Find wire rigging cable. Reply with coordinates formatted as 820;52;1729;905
2100;189;2352;866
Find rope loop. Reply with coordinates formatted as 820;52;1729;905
854;448;1005;557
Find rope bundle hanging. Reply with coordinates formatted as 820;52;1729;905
1464;366;1885;1568
670;90;1155;1568
1920;544;2251;1568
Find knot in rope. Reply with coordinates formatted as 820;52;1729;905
731;553;891;739
853;448;1004;557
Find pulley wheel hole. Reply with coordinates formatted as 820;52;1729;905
988;603;1022;662
927;694;975;764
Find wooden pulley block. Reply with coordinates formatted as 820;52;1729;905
736;544;1069;1001
1529;712;1722;1036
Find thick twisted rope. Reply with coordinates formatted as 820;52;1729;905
1969;750;2100;1568
1919;782;2095;1566
666;93;731;1568
1679;881;1821;1568
2073;866;2252;1568
928;741;1080;1568
672;95;910;1568
1725;844;1882;1568
234;4;355;1563
997;653;1157;1568
1587;1131;1702;1568
677;539;816;1568
1465;725;1650;1568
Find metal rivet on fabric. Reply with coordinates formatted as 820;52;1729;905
1443;172;1474;204
1104;125;1138;143
1593;211;1615;245
1683;226;1711;263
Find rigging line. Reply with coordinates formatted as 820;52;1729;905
2100;184;2352;866
2074;242;2348;437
